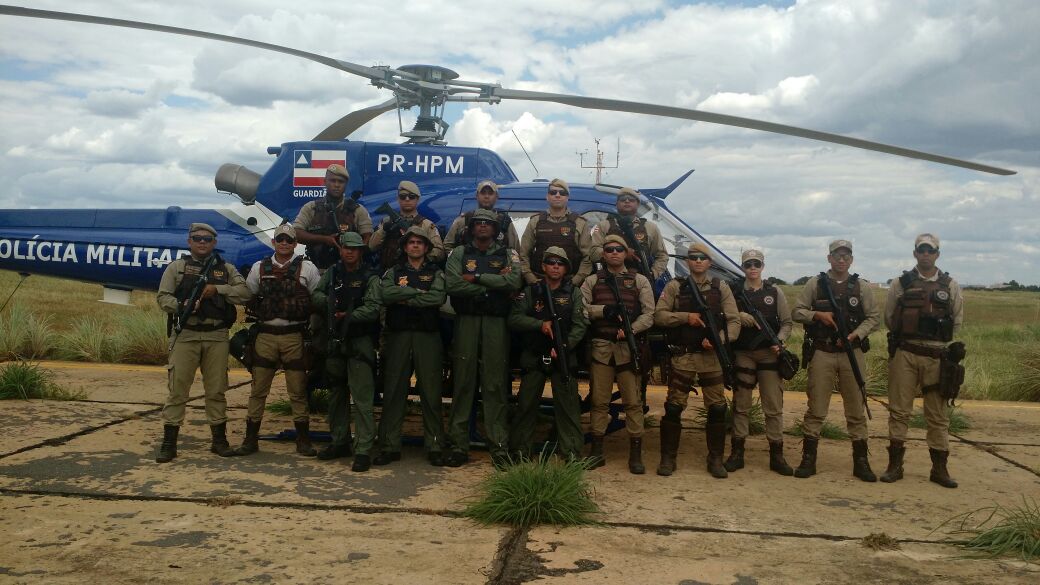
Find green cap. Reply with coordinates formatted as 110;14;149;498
338;231;365;248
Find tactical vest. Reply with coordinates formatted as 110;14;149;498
893;270;954;342
305;197;361;269
529;212;582;273
331;267;377;337
808;274;865;341
590;270;641;340
249;256;312;322
455;209;513;247
385;263;441;332
523;281;575;352
666;277;723;350
607;216;652;276
173;254;237;329
734;283;780;350
450;245;512;317
379;214;426;269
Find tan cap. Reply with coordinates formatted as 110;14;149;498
477;180;499;194
616;187;640;200
400;226;432;249
273;224;296;240
189;223;217;237
398;180;420;197
337;231;365;248
829;239;853;253
914;233;940;249
602;234;628;250
741;249;764;263
688;242;712;257
548;178;570;194
326;164;349;181
542;246;571;267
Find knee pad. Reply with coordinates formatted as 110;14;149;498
663;402;684;423
707;403;728;424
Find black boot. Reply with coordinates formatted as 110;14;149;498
705;404;728;479
155;425;179;463
210;422;236;457
929;448;958;488
794;437;818;478
724;436;746;472
880;440;905;483
769;440;794;476
317;442;353;461
587;435;605;469
852;439;877;482
373;451;401;466
352;454;372;472
657;412;682;476
628;437;645;474
234;419;261;456
294;421;317;457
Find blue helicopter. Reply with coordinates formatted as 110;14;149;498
0;5;1017;302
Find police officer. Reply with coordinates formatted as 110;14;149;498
376;227;448;466
369;180;445;270
580;235;655;473
236;224;321;457
519;178;594;287
444;180;519;254
792;239;880;481
730;249;794;475
882;233;963;488
293;164;373;270
311;232;382;472
653;243;740;478
444;209;521;467
508;246;589;461
155;223;252;462
591;187;668;283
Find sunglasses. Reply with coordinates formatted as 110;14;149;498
398;193;419;200
603;245;626;253
274;236;296;244
543;258;567;266
830;253;853;261
687;254;710;261
472;219;495;226
190;235;215;243
916;246;938;255
479;188;496;195
742;260;763;269
617;196;638;203
548;188;568;196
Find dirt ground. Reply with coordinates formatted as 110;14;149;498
1;361;1038;584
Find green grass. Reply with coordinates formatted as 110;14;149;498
59;317;122;363
0;303;58;360
0;361;84;400
267;388;330;415
461;454;600;527
691;397;765;435
113;311;168;365
786;419;850;440
909;406;971;433
934;498;1040;561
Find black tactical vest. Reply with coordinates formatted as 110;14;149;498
666;277;723;350
174;254;237;329
332;266;377;337
590;270;641;340
734;283;780;350
606;216;652;276
523;281;575;352
455;209;513;247
530;212;582;274
385;263;441;332
809;274;865;341
305;197;361;269
894;270;954;342
450;245;512;317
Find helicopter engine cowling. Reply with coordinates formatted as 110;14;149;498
215;163;261;204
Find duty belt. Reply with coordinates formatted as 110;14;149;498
182;323;227;332
258;323;307;335
898;341;944;359
668;344;706;355
813;339;861;353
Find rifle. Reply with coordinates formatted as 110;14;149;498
375;201;411;236
682;273;737;389
608;213;653;279
730;278;800;379
817;272;871;419
168;254;220;352
540;280;571;383
604;272;641;374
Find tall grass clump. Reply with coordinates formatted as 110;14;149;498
461;454;600;527
692;397;765;435
59;317;123;363
0;303;58;360
267;388;330;415
787;419;849;440
0;361;84;400
934;498;1040;561
114;310;168;365
910;406;971;434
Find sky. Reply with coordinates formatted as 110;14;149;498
0;0;1037;285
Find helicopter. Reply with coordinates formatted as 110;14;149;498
0;5;1017;304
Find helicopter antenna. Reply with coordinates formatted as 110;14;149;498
511;129;540;177
577;138;621;184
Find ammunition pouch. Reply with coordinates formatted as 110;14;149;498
229;323;260;372
777;348;800;381
887;332;898;359
939;341;967;407
801;336;815;366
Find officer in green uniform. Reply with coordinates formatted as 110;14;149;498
591;187;669;282
507;246;589;461
155;223;252;463
293;164;373;270
311;232;382;472
369;180;445;270
518;178;594;287
882;233;964;488
444;209;521;467
376;226;448;466
444;180;520;254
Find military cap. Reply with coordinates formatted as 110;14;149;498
915;233;940;250
542;245;571;267
547;178;570;195
616;187;640;200
273;224;296;240
337;231;366;248
829;239;853;253
741;249;765;263
400;225;432;249
469;208;500;225
326;164;349;181
602;234;628;250
398;180;421;197
189;223;217;237
477;180;499;194
688;242;712;257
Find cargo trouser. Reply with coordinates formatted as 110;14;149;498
665;352;727;412
510;359;584;458
247;331;309;422
378;330;445;454
162;337;230;426
734;347;785;442
888;348;949;450
447;314;511;458
589;360;644;437
325;335;377;455
802;348;868;440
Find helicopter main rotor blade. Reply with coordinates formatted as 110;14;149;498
0;5;387;83
313;98;401;140
494;88;1016;176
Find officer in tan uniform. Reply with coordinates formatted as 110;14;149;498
293;164;373;270
519;178;594;287
654;243;740;478
729;249;794;475
591;187;668;283
580;235;654;473
792;239;880;481
881;233;963;488
234;224;321;457
444;180;519;254
155;223;252;463
369;180;445;270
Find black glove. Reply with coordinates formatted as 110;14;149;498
602;304;621;321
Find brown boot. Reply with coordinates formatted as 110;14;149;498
705;404;728;479
657;413;682;476
929;448;958;488
155;425;179;463
587;435;605;469
724;436;745;472
234;419;261;456
295;420;317;457
209;422;236;457
628;437;645;475
769;440;794;476
793;437;818;478
852;439;877;482
879;440;905;483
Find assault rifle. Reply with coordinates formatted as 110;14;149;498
681;272;737;389
325;263;352;355
168;253;219;352
608;213;653;279
817;272;871;419
540;280;571;383
730;278;800;379
375;202;411;236
604;272;641;374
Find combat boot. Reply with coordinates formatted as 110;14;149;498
724;436;746;472
587;435;605;469
317;442;352;461
656;416;682;476
352;454;372;473
210;422;236;457
879;440;905;483
628;437;645;474
793;437;818;478
705;404;729;479
155;425;179;463
294;420;317;457
929;448;958;488
768;440;794;476
234;419;261;456
852;439;877;482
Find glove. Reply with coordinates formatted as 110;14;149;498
602;304;621;321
